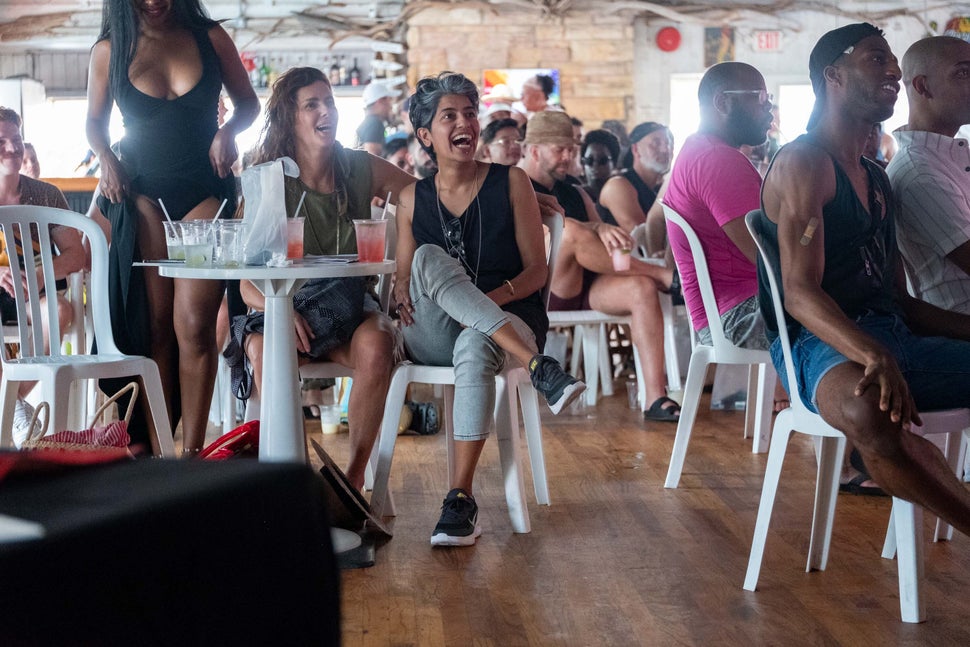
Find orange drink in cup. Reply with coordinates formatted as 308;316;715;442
353;219;387;263
286;217;305;259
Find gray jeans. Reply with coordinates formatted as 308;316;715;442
402;245;537;441
697;295;769;350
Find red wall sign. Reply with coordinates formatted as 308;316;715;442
754;30;782;52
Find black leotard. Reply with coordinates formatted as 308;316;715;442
115;27;235;219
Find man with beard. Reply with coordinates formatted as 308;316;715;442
521;110;681;421
407;133;436;179
599;122;673;231
754;23;970;533
664;62;775;354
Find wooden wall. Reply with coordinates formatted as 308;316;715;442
406;7;635;127
0;51;90;94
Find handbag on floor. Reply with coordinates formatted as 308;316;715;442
21;382;138;456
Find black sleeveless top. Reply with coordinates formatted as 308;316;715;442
413;164;548;349
756;136;900;341
597;167;658;227
115;27;235;219
531;178;588;223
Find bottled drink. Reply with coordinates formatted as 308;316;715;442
258;57;271;88
329;57;341;86
349;58;361;86
338;56;348;86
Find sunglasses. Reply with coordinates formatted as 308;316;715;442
721;89;774;106
489;137;523;148
582;155;613;166
445;218;466;259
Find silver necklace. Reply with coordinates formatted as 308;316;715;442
435;170;483;284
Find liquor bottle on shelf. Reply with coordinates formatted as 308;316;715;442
338;56;348;86
258;57;271;88
349;58;361;86
329;57;341;86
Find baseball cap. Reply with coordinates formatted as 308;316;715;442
485;102;513;117
806;22;883;130
363;81;401;107
522;111;575;146
629;122;667;143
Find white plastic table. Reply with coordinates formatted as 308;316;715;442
138;258;395;463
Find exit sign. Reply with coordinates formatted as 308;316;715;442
755;30;783;51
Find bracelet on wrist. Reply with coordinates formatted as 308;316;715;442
504;279;515;297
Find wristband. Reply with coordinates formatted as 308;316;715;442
503;279;515;296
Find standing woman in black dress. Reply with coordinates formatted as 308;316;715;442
86;0;259;454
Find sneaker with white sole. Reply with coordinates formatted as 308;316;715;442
12;398;37;447
430;488;482;547
528;354;586;415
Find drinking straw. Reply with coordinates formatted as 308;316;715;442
380;191;392;220
158;198;173;223
293;191;307;219
213;198;228;220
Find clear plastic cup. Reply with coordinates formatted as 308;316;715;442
286;217;305;259
626;379;639;410
214;220;246;267
611;247;632;272
353;219;387;263
182;221;213;267
163;221;184;261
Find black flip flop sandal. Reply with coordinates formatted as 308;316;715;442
644;396;681;422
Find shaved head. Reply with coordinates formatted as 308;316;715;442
698;62;764;105
900;35;970;136
902;36;970;85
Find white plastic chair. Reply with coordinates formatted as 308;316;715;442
662;202;776;488
368;212;564;533
744;209;969;623
0;205;175;457
547;221;683;409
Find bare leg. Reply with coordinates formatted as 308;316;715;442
173;199;226;452
134;196;180;427
557;219;673;292
452;438;486;494
327;313;396;490
817;363;970;536
588;274;671;409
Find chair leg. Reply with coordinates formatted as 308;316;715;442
663;350;711;488
744;365;757;440
750;365;776;454
138;366;176;458
443;385;456;485
494;375;530;533
581;324;600;406
744;418;795;591
934;429;966;542
0;379;19;447
660;294;683;393
597;323;614;397
369;372;411;519
517;377;549;505
806;435;845;572
891;498;926;623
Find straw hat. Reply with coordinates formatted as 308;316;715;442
522;111;575;147
481;83;518;103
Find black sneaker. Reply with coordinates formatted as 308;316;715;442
528;354;587;415
430;488;481;547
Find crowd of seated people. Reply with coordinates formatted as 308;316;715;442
9;0;970;550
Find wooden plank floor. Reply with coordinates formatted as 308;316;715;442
311;387;970;646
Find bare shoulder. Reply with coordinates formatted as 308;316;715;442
764;140;836;212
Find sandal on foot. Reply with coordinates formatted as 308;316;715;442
644;396;681;422
839;472;887;497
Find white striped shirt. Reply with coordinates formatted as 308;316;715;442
887;128;970;314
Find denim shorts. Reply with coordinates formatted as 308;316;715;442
770;313;970;413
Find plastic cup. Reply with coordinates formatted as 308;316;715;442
612;247;632;272
286;217;305;259
214;220;246;267
626;379;639;410
182;221;213;267
353;219;386;263
320;405;341;435
163;221;184;261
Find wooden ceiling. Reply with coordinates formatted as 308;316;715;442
0;1;939;51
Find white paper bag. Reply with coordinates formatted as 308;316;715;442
240;156;300;265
